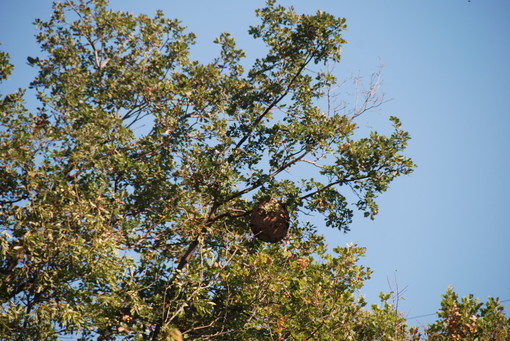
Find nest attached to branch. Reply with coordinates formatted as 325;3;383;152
250;199;289;243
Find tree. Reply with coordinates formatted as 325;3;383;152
0;0;420;339
426;287;510;341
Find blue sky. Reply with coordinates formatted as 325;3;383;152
1;0;509;327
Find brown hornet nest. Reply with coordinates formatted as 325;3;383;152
250;199;289;242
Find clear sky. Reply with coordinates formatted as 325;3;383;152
1;0;509;327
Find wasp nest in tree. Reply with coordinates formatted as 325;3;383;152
250;199;289;243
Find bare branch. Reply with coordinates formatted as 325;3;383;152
350;66;387;120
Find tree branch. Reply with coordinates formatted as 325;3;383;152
230;56;313;155
299;174;370;202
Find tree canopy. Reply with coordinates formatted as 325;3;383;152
0;0;508;340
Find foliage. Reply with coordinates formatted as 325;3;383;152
426;286;510;340
4;0;504;340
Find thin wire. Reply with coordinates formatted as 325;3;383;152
407;298;510;320
407;313;436;320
